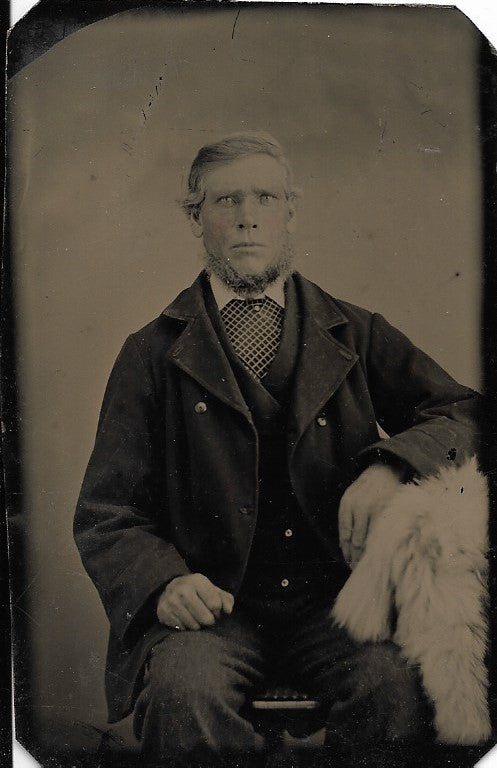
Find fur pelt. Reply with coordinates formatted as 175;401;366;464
331;457;490;745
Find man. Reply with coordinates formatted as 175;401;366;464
74;133;479;767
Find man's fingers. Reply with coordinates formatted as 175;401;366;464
349;544;363;570
338;501;352;538
156;603;185;630
159;575;234;628
339;499;369;568
220;590;234;615
347;512;368;570
196;578;234;616
184;592;216;626
168;616;185;631
340;534;351;565
338;499;353;563
172;602;201;631
337;464;405;569
351;511;369;551
196;584;223;618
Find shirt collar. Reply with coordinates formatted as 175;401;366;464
209;272;286;310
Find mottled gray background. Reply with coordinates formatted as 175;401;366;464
8;3;482;752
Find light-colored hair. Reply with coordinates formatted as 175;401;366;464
180;132;297;218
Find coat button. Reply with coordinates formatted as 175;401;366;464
317;416;327;427
281;578;289;587
194;401;207;414
239;506;252;515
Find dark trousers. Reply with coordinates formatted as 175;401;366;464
133;593;435;767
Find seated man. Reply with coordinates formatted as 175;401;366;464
74;132;480;767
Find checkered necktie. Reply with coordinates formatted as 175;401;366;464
220;296;284;379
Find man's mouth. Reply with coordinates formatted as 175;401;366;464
231;242;265;249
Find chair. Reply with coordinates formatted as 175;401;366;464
249;686;324;765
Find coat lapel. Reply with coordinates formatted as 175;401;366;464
162;272;358;432
163;275;252;421
290;274;359;447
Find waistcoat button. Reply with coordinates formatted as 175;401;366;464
317;416;327;427
281;578;289;587
284;529;293;538
194;401;207;414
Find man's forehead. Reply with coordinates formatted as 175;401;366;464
202;154;287;193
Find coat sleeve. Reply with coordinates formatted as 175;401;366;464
74;335;191;642
357;312;480;478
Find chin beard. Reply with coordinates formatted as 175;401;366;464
203;244;294;297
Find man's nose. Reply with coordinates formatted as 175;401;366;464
236;200;258;229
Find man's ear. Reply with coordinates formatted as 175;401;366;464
190;209;203;238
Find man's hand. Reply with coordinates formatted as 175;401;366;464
156;573;234;631
338;463;404;570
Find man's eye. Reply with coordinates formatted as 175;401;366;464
217;196;236;206
260;193;277;204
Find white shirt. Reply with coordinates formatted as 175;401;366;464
209;272;286;310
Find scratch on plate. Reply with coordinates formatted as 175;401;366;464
232;9;241;40
379;119;387;143
420;146;441;154
15;605;41;627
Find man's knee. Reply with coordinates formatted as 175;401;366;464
327;641;434;742
147;631;246;710
135;628;264;760
354;641;419;693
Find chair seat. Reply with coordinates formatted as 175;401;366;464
252;688;320;710
250;688;323;740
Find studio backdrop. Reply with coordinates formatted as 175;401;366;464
7;2;483;758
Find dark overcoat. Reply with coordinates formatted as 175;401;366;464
74;271;478;723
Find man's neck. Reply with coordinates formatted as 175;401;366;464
209;272;286;310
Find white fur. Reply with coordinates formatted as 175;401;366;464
331;457;490;745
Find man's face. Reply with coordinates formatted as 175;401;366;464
191;154;296;292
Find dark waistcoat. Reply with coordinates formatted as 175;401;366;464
203;276;348;600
